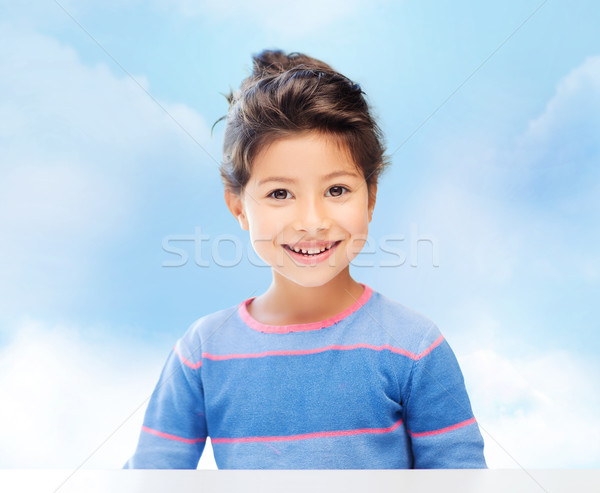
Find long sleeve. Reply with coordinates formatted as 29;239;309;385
124;337;207;469
404;326;486;468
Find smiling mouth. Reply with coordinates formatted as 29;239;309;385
283;241;342;257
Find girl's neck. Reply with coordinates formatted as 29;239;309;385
248;270;364;326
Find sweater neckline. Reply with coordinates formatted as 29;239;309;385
238;284;373;334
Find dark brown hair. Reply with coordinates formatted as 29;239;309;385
219;49;389;197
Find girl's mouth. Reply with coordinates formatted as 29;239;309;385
284;241;341;256
282;240;342;264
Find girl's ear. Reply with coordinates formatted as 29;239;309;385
224;189;249;231
368;183;377;222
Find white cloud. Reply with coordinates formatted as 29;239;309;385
507;56;600;231
402;55;600;298
0;24;218;315
462;347;600;468
520;55;600;169
4;0;392;40
3;0;363;37
0;17;218;471
391;57;600;469
0;320;218;469
157;0;388;38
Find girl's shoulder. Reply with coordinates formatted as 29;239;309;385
365;289;443;356
177;303;240;346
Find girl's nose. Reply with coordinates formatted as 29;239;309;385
294;197;330;233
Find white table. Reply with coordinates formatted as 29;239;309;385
1;469;598;493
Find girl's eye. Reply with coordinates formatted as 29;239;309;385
327;186;349;197
268;189;291;200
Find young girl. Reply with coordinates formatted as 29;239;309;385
125;50;486;469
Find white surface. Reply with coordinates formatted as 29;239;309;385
0;469;598;493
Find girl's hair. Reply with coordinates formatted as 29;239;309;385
219;49;389;196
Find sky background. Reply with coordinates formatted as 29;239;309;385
1;0;599;472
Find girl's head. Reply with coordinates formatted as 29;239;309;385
221;50;389;288
220;49;389;200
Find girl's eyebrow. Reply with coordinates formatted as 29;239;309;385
258;170;360;186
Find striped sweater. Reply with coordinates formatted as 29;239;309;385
125;285;486;469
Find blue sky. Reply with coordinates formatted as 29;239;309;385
1;0;599;470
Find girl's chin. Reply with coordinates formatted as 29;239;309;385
271;265;353;290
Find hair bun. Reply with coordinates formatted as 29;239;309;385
252;49;334;77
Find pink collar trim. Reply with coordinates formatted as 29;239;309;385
238;284;373;334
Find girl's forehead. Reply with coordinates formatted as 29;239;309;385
250;133;361;180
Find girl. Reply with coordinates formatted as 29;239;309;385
126;50;486;469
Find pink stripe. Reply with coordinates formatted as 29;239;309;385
173;344;202;369
408;417;477;438
142;425;206;444
239;284;373;333
202;338;445;362
211;419;403;444
417;334;445;359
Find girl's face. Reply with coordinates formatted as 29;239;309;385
225;132;376;288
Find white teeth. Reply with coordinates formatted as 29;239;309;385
287;242;337;255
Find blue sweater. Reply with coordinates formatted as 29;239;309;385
125;285;486;469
